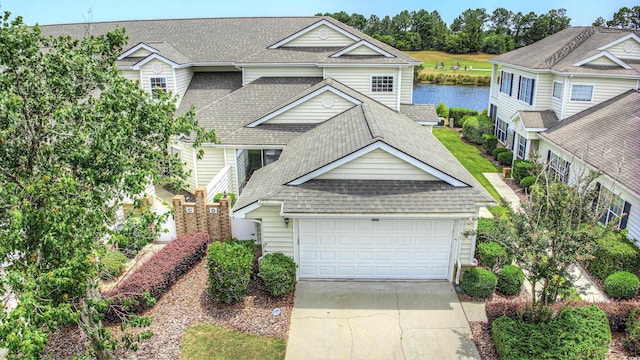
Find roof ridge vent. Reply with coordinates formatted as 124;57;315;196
361;103;383;140
544;27;597;67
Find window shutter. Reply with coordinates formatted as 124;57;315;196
546;150;551;163
509;75;513;96
529;79;535;105
620;201;631;229
499;71;504;92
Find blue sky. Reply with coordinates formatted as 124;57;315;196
2;0;636;27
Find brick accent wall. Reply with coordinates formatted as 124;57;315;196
172;187;232;241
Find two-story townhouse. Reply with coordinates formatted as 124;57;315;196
487;27;640;241
42;17;495;280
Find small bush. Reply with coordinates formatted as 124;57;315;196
260;253;297;297
461;267;497;298
520;175;537;191
605;271;640;300
587;231;640;280
492;306;611;360
476;218;493;242
207;240;253;304
449;107;478;127
477;241;508;271
435;102;448;119
497;265;525;295
99;250;128;280
626;308;640;354
497;151;513;166
512;160;534;183
462;115;494;145
482;134;498;154
104;232;211;322
492;147;508;160
213;192;237;206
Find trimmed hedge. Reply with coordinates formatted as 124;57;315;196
482;134;498;154
604;271;640;300
477;241;508;271
449;107;478;127
260;253;297;297
586;232;640;280
436;102;448;119
461;267;497;298
626;308;640;354
99;250;128;281
462;115;494;145
104;232;211;322
497;265;525;295
492;306;611;360
497;151;514;166
207;240;254;304
492;147;509;160
213;192;237;206
520;176;537;191
512;160;534;183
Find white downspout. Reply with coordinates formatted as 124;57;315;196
561;76;569;119
455;236;463;284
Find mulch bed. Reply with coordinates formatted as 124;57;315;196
45;258;294;360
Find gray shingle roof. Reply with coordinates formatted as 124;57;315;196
490;27;640;75
519;110;559;129
234;101;495;212
540;89;640;195
39;16;418;66
400;104;440;123
221;124;318;146
176;72;242;115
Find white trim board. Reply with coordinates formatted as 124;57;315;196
597;33;640;51
269;19;360;49
118;42;158;60
131;53;180;70
572;51;632;69
331;40;395;58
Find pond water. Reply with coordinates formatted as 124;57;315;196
413;83;490;112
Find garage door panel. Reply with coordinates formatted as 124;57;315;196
299;219;453;280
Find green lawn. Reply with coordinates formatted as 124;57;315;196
432;128;501;201
181;324;286;360
405;50;493;73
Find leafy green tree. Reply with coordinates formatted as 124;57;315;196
411;9;448;50
349;13;367;31
482;33;515;54
489;8;513;35
449;8;489;53
605;6;640;29
0;12;215;358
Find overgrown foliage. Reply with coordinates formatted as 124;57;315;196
259;253;298;297
626;308;640;354
586;228;640;280
604;271;640;300
0;12;216;359
461;267;497;298
461;115;493;144
492;306;611;360
207;240;254;303
435;102;448;119
99;250;128;281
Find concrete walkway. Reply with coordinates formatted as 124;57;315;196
483;172;521;210
286;281;480;360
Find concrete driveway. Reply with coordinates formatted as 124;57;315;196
285;281;480;360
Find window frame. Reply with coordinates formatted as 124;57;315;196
496;118;508;144
150;77;168;98
598;186;631;230
499;71;513;96
370;75;395;93
570;84;594;102
518;76;535;105
552;81;563;99
547;151;571;183
517;135;527;159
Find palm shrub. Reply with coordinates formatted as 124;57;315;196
461;267;497;298
626;308;640;354
604;271;640;300
477;241;508;271
260;253;297;297
482;134;498;154
207;240;253;303
497;265;525;295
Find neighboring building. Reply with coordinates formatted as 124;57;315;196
488;27;640;240
42;17;495;280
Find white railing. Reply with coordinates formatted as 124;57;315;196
206;165;233;202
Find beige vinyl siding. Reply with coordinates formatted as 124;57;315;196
564;77;637;117
120;70;140;82
174;67;194;105
323;67;397;109
285;24;355;47
316;148;438;181
606;39;640;60
139;59;175;94
534;73;553;109
345;45;382;55
550;76;566;117
243;66;322;85
400;67;413;104
171;141;196;192
265;92;355;124
129;48;153;57
460;219;476;264
245;206;294;257
587;56;620;66
195;147;226;188
226;149;239;194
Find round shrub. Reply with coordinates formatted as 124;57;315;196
626;308;640;354
492;147;508;160
477;241;508;271
207;241;253;303
260;253;297;297
497;151;513;166
482;134;498;154
99;250;128;280
497;265;525;295
520;175;537;191
512;160;534;183
213;192;237;206
587;232;640;280
436;102;448;119
604;271;640;300
461;267;497;298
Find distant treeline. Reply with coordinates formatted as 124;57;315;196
317;6;639;54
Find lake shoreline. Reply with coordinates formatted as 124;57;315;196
413;83;489;111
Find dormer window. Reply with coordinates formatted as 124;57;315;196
150;77;167;98
371;75;394;93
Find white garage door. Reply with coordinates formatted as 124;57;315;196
298;218;454;279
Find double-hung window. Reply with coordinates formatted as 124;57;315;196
598;185;631;230
496;118;508;144
547;151;570;183
371;75;394;93
518;76;535;105
552;81;563;99
517;135;527;159
150;77;168;98
499;71;513;96
570;84;593;102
